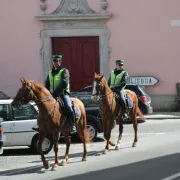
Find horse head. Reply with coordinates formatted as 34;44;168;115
91;72;105;102
11;77;37;108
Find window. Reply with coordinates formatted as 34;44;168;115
0;104;10;121
12;104;38;120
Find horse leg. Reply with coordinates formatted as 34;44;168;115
115;115;123;150
132;108;138;147
60;131;71;166
103;128;111;154
51;131;59;170
77;124;87;161
103;120;113;154
107;120;115;147
38;131;49;169
109;139;115;147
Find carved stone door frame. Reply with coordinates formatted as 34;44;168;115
36;0;112;81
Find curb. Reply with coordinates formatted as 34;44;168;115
142;112;180;120
144;117;180;120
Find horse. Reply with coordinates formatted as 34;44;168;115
11;78;91;169
91;72;144;154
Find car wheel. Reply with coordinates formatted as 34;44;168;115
31;135;53;155
87;122;98;141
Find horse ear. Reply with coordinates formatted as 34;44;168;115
20;77;26;84
94;72;98;78
20;77;28;85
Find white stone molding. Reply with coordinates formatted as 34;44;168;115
40;0;47;15
36;0;112;81
100;0;109;13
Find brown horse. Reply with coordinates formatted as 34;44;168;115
91;73;144;153
11;78;91;169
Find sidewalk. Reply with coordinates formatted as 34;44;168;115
143;112;180;120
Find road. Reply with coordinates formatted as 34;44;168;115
1;119;180;180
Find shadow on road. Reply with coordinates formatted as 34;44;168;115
1;136;105;156
53;152;180;180
1;153;180;180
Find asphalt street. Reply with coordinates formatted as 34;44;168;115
1;119;180;180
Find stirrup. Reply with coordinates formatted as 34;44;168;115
70;124;77;134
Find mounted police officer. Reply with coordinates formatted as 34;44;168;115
108;59;129;112
45;55;77;133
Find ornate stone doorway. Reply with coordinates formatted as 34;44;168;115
36;0;111;81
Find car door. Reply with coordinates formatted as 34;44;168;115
0;104;13;146
10;103;38;146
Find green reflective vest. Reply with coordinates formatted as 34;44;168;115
49;68;70;94
110;70;127;90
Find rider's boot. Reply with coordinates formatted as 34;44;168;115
70;111;77;134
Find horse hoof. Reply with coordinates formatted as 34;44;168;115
43;161;49;169
60;161;67;166
132;142;137;147
115;145;120;150
53;163;58;168
51;164;58;171
82;157;87;161
103;149;108;154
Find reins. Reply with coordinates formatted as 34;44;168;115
20;82;56;122
93;78;116;117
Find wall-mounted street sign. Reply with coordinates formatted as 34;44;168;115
127;76;159;86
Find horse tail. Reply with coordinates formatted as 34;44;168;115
80;109;92;143
136;106;145;120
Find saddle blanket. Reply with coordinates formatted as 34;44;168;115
126;95;133;109
73;102;81;119
57;97;81;119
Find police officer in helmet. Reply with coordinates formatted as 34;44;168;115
45;55;77;133
108;59;129;111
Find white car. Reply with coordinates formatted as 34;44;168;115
0;99;53;154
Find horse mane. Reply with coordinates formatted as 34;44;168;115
101;76;110;89
31;81;51;95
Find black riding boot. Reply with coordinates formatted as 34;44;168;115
69;111;77;134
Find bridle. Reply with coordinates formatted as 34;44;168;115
20;82;53;105
92;78;116;118
92;79;113;100
18;82;57;123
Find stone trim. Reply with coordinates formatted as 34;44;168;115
36;0;112;82
40;28;111;81
36;14;111;21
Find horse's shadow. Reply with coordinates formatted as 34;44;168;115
0;145;133;176
2;136;105;156
0;150;104;176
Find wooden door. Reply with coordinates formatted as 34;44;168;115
52;37;99;91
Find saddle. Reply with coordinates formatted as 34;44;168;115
114;92;133;109
56;97;81;119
